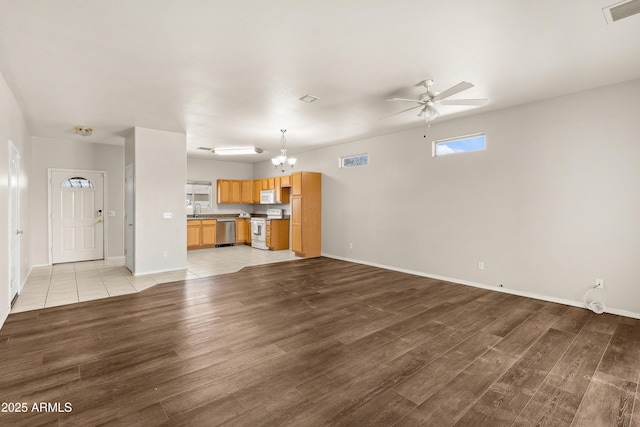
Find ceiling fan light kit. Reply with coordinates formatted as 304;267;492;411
386;79;488;122
74;125;93;136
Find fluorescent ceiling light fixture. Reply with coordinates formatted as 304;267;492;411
299;94;319;103
212;147;264;155
603;0;640;24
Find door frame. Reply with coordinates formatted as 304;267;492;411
48;168;108;265
125;163;134;272
8;141;21;304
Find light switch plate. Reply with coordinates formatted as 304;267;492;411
108;210;116;217
162;212;173;219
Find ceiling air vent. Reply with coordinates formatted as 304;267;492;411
299;94;319;103
603;0;640;24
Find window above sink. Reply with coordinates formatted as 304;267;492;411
186;181;212;209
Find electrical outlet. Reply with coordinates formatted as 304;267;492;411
478;261;485;270
349;243;353;250
162;250;168;258
595;278;604;289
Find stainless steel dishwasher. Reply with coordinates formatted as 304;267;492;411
215;218;236;246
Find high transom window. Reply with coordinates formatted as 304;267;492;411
433;133;486;156
339;153;368;168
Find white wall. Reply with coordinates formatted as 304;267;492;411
30;137;125;265
0;71;31;326
254;79;640;317
127;127;187;275
187;157;253;215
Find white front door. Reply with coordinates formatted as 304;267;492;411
51;170;105;264
9;143;21;303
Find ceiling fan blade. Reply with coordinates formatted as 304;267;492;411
383;104;423;118
440;98;488;106
432;81;474;101
385;97;423;103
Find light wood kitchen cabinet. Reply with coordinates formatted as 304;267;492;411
266;219;290;250
217;180;230;204
261;178;269;190
187;221;202;249
202;220;217;246
253;179;261;204
235;218;251;244
275;177;290;204
280;175;291;187
217;179;253;204
187;219;217;249
240;180;253;203
230;180;241;203
290;172;321;257
292;172;302;196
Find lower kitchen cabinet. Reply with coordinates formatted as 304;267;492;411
202;220;217;246
187;221;201;248
266;219;290;250
187;219;217;249
235;218;251;245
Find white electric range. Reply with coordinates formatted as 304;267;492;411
250;208;283;250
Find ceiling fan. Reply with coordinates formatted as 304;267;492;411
386;79;488;121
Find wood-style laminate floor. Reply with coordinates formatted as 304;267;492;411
1;257;639;426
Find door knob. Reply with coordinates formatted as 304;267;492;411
97;219;103;223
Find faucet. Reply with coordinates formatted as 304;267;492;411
194;202;202;218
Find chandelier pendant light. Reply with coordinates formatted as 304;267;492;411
271;129;297;173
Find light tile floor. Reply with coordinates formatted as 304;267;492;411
12;245;298;313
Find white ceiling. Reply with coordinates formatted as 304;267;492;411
0;0;639;163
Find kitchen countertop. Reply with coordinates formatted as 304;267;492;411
187;214;289;221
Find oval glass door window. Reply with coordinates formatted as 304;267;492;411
62;177;95;188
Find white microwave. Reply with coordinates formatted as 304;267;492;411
260;189;276;204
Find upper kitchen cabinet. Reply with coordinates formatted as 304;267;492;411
241;180;253;204
217;179;252;204
274;176;290;204
291;172;321;258
253;180;261;204
280;175;291;188
217;180;230;204
230;180;241;203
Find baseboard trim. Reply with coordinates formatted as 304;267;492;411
20;265;35;292
322;253;640;320
31;263;51;268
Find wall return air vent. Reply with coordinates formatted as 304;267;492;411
603;0;640;24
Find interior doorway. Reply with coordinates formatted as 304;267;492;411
50;169;106;264
125;163;134;272
9;142;21;304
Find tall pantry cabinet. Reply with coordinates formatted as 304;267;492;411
291;172;321;258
